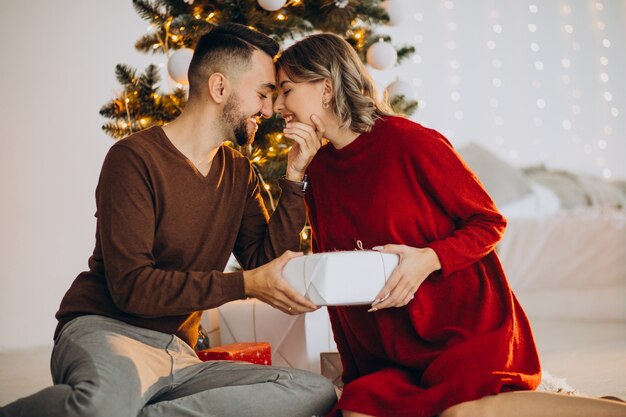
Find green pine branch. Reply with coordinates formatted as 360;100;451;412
115;64;137;87
132;0;167;23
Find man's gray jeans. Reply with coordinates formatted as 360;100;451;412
0;315;337;417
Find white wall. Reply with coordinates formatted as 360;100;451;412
0;0;624;351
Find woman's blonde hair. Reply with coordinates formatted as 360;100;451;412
276;33;394;133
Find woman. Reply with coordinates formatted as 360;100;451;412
273;33;626;417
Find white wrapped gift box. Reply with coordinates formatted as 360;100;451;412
282;251;399;305
218;298;337;373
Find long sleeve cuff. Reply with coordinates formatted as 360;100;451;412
218;271;247;302
277;177;306;197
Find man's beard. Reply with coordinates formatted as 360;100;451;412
223;93;256;146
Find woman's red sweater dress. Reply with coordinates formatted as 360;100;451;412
305;116;541;417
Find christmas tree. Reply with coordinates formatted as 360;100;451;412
100;0;417;246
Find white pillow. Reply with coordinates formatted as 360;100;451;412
499;181;561;219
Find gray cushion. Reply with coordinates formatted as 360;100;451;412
457;143;532;207
524;168;589;209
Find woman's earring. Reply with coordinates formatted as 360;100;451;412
322;99;329;109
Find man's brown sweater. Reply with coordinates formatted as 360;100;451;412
55;126;306;347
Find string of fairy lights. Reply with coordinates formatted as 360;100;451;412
443;1;463;142
560;3;582;174
487;6;505;153
591;0;617;180
406;1;621;180
528;3;545;163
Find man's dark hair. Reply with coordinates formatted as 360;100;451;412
187;23;279;99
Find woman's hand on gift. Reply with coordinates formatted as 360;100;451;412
368;245;442;312
243;250;319;315
284;115;325;181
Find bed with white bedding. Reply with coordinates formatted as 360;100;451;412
458;143;626;322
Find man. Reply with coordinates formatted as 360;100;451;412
0;23;336;417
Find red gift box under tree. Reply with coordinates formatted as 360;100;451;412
197;342;272;366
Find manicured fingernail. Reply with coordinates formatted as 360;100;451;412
311;115;319;121
368;307;378;313
372;298;381;306
372;246;383;251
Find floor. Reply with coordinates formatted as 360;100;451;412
1;318;625;406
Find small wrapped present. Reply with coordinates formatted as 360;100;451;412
197;342;271;366
218;299;337;373
282;251;399;305
320;352;343;388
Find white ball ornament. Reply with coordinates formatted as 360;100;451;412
385;79;415;100
257;0;287;11
167;48;194;85
381;1;404;26
366;41;397;70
